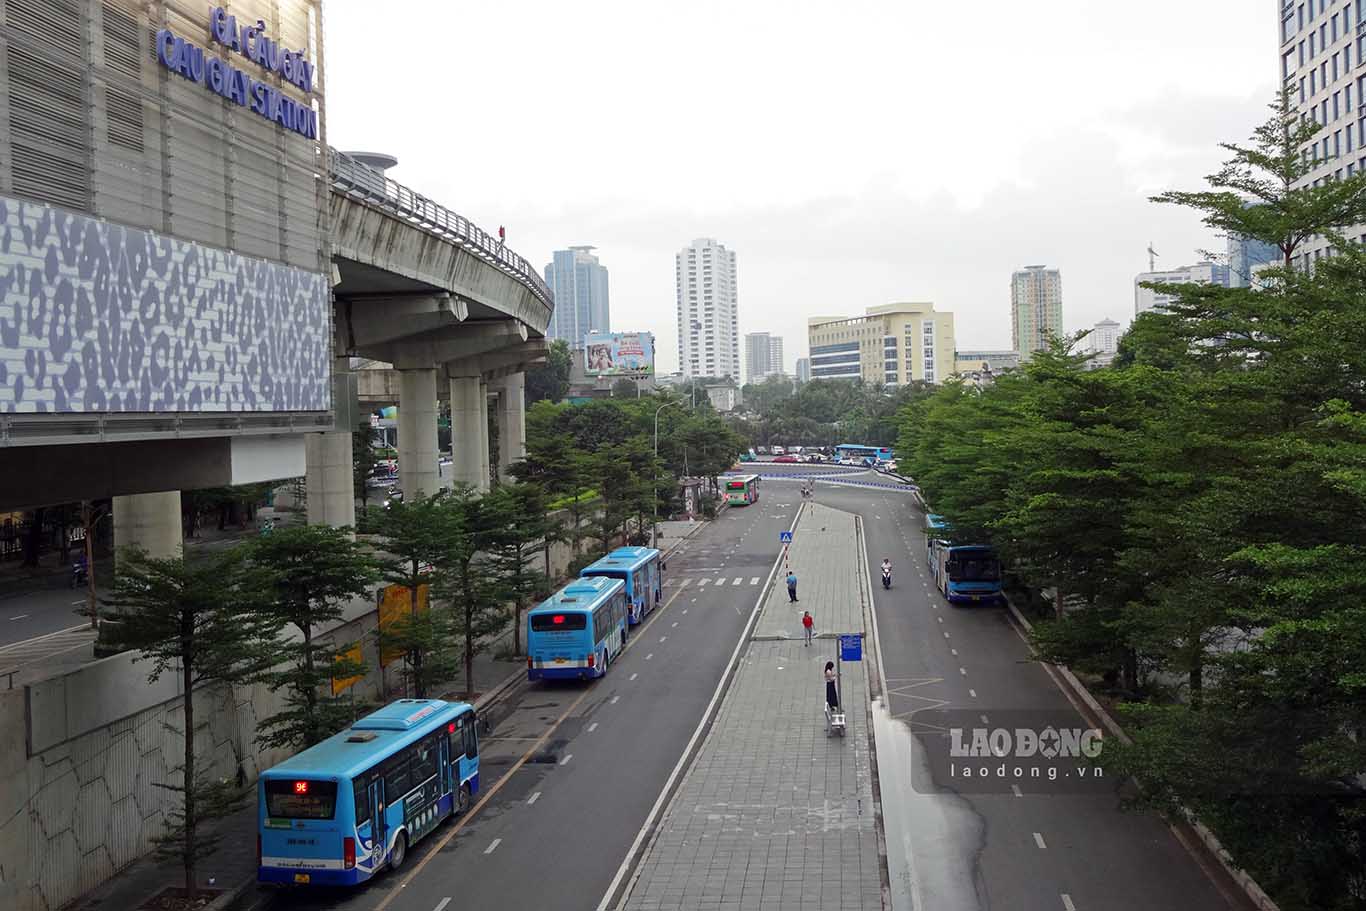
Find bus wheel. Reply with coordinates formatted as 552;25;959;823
388;832;407;871
457;783;472;815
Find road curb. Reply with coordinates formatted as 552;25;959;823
1003;598;1280;911
853;513;894;911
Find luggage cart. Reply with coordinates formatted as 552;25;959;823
825;702;846;737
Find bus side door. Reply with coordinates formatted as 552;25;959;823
367;777;387;863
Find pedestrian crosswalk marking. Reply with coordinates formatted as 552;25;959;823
731;577;742;586
698;578;709;586
749;577;759;585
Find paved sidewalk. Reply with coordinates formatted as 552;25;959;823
622;504;883;911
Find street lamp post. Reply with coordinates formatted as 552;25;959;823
652;400;683;550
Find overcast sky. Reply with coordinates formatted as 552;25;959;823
324;1;1276;374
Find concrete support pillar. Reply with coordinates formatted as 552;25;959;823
496;371;526;474
478;379;491;493
113;491;182;567
449;374;485;491
305;430;355;529
398;368;440;499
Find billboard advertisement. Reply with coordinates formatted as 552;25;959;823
584;332;655;376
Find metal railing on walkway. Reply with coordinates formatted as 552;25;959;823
328;148;554;313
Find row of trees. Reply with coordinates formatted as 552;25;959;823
736;375;932;448
897;97;1366;910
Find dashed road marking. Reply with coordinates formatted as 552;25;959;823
610;695;620;704
1034;832;1047;849
8;614;29;621
559;754;573;766
979;714;989;724
659;636;667;643
484;838;502;854
682;609;689;614
1062;894;1076;911
588;722;599;733
527;791;541;805
968;688;977;698
434;899;452;911
959;667;967;676
645;653;654;660
942;631;949;638
951;648;958;656
1011;784;1023;797
629;673;638;681
671;621;678;628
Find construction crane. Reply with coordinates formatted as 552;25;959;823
1147;242;1159;272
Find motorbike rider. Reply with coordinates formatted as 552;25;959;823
880;558;892;586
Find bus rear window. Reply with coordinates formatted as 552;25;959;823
264;779;338;819
531;613;587;631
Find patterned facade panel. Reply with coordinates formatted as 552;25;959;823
0;195;330;413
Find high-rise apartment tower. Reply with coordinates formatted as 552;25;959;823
676;238;739;379
1010;265;1063;360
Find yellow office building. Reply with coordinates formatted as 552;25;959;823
807;303;956;386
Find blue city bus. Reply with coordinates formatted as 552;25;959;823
580;546;663;626
925;513;1004;605
257;699;479;887
527;575;628;681
835;443;894;465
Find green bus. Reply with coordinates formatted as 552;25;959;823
725;474;760;506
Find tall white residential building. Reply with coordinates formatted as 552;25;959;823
1279;0;1366;265
1010;265;1063;361
1085;317;1123;369
1134;262;1229;315
676;238;739;379
744;332;785;383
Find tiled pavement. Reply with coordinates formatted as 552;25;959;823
622;504;884;911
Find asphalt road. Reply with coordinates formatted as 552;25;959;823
234;490;799;911
0;583;97;646
811;480;1250;911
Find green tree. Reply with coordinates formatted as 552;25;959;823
485;483;555;656
370;493;460;697
247;525;380;750
353;422;381;510
526;338;573;403
435;486;509;696
103;547;273;899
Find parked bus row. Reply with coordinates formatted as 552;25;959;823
257;546;666;887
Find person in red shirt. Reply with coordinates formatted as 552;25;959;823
802;610;814;646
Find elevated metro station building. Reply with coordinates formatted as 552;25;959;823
0;0;551;556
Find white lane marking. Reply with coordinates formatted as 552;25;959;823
682;609;689;614
484;838;502;854
659;636;667;643
629;672;638;681
610;695;620;704
943;631;950;638
679;578;692;588
1011;784;1023;797
526;792;541;806
979;714;989;724
969;688;977;698
1062;894;1076;911
588;722;599;733
951;648;958;656
559;754;573;766
645;653;654;660
959;667;967;676
690;598;697;603
698;578;710;586
732;577;742;586
434;899;452;911
70;600;86;606
750;577;760;585
671;621;678;628
937;616;943;623
9;614;29;621
1034;832;1047;849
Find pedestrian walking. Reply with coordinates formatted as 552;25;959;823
802;610;814;646
824;661;839;709
786;571;798;602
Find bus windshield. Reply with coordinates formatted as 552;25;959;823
264;779;338;819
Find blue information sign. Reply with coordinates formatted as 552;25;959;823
779;531;793;544
839;634;863;661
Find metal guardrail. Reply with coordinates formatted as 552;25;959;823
328;148;554;313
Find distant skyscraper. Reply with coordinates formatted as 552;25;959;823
543;246;609;348
1133;262;1229;315
1228;232;1279;288
795;357;811;383
1010;265;1063;361
744;332;785;383
676;238;739;379
1085;317;1122;369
